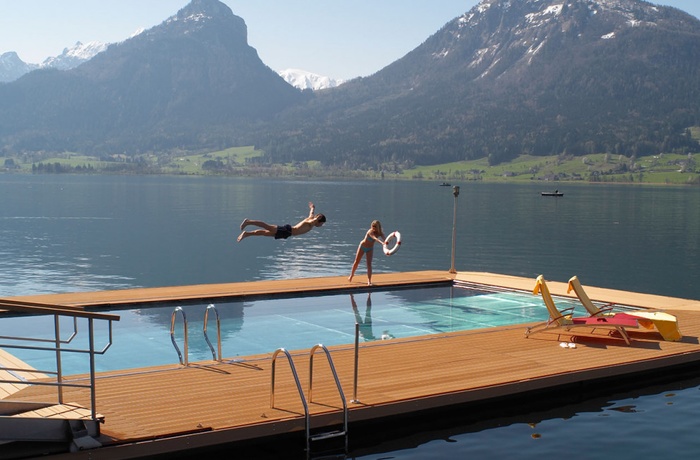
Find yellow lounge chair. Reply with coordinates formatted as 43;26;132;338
567;276;682;342
526;275;638;345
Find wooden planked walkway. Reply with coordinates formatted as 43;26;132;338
13;403;100;420
0;349;49;399
4;270;455;309
3;271;700;459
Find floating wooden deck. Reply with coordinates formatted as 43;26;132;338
3;271;700;459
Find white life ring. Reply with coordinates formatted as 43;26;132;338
383;231;401;256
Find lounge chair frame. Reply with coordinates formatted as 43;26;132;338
526;275;638;345
567;275;682;342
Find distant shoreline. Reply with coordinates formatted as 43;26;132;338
2;169;698;187
2;150;698;186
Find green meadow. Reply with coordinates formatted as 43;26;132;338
400;152;698;185
2;148;697;185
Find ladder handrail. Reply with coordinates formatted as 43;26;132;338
352;322;360;403
309;344;346;407
270;348;310;452
169;307;188;366
203;304;222;361
309;343;348;454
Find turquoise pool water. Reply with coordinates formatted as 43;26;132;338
1;284;575;375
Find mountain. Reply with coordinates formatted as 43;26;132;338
0;52;38;83
258;0;700;167
0;0;304;154
1;0;699;165
0;42;107;83
40;41;109;70
278;69;344;90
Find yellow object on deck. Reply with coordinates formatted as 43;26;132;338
625;311;683;342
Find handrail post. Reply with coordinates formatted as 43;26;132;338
54;314;64;404
309;348;315;402
88;317;97;420
351;323;359;403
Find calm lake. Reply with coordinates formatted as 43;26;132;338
1;173;699;459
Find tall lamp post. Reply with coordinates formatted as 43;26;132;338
449;185;460;274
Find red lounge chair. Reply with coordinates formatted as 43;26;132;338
567;275;682;342
526;275;638;345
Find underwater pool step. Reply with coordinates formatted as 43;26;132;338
310;428;346;442
309;428;348;460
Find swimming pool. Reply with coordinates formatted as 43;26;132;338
1;284;583;375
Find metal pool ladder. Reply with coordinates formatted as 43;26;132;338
271;345;348;457
170;304;223;365
169;307;189;366
203;304;222;361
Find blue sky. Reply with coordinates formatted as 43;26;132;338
1;1;698;80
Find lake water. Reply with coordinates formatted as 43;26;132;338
1;174;699;459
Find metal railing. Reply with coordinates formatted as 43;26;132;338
309;344;348;453
171;304;224;365
271;345;349;456
203;304;222;361
170;307;188;366
270;347;309;451
0;302;119;421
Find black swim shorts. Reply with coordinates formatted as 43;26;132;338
274;224;293;239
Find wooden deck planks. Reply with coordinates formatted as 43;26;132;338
14;403;99;420
3;271;454;308
0;348;49;399
3;271;700;457
8;309;700;446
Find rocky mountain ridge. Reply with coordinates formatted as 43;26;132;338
1;0;698;167
259;0;700;167
0;41;108;82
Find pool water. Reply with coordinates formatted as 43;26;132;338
1;284;580;375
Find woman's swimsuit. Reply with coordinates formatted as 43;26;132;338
360;232;379;253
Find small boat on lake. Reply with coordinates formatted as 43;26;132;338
440;182;451;187
541;190;563;197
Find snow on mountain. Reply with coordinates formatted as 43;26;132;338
41;41;109;70
278;68;344;90
0;52;38;82
427;0;692;82
129;28;146;39
0;41;108;82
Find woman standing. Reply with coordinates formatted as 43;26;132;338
348;220;386;286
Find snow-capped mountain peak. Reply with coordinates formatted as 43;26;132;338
130;28;146;39
0;51;33;71
41;41;108;70
278;68;344;91
428;0;697;82
0;52;38;82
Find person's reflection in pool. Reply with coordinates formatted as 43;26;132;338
350;293;376;341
